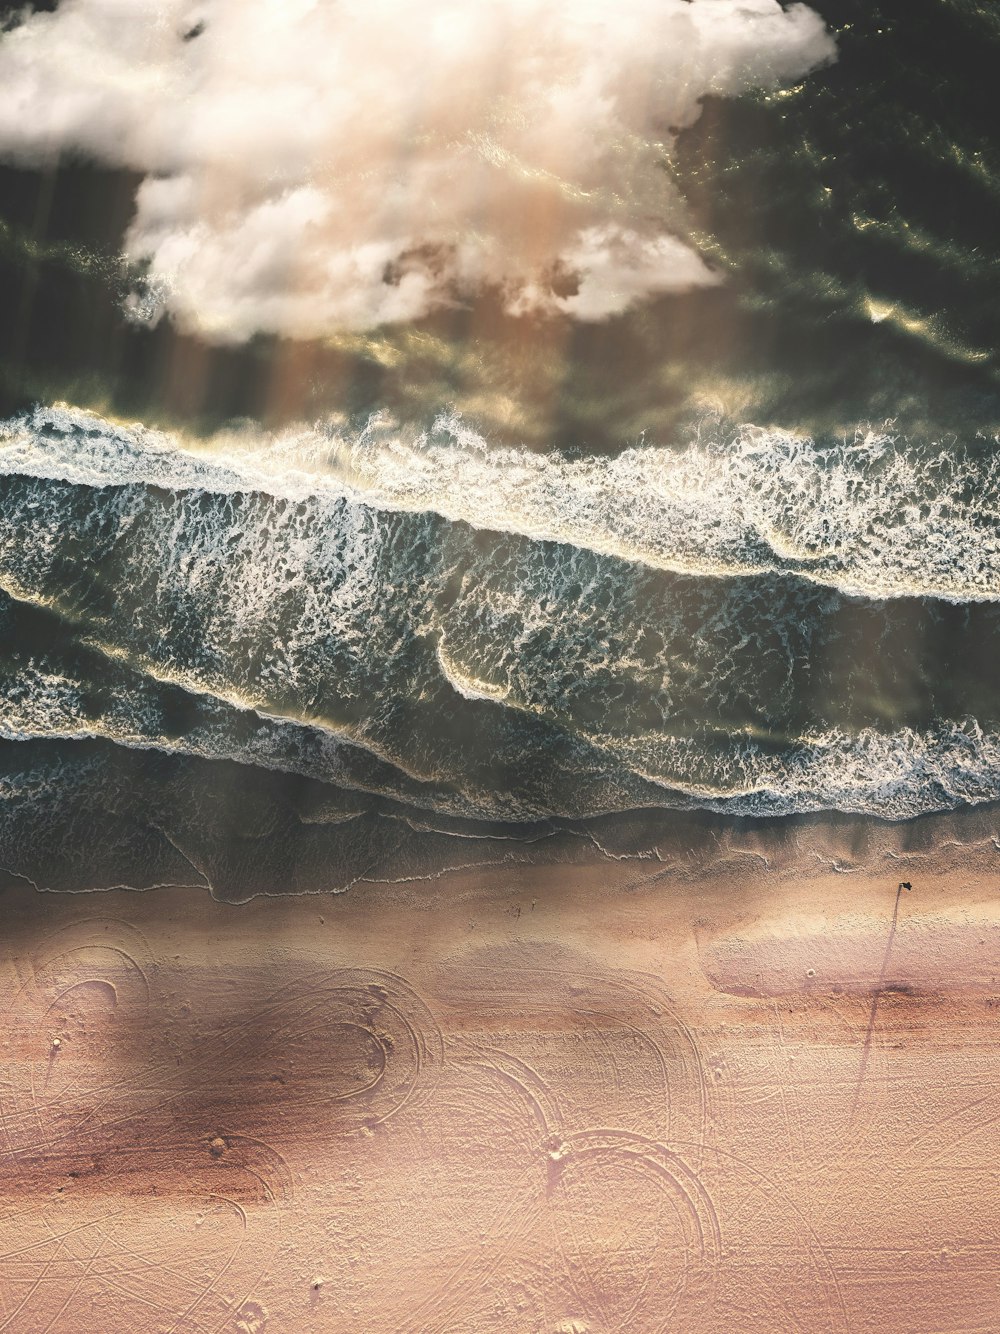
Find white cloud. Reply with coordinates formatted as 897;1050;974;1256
0;0;835;340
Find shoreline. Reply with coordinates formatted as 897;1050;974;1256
6;795;999;902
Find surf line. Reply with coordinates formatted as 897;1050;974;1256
849;881;911;1126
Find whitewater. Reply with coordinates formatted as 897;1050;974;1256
4;404;1000;602
1;403;1000;824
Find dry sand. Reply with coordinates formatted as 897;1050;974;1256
1;846;999;1332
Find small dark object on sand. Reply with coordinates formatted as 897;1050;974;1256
899;881;912;891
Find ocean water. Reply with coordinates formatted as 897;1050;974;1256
0;0;998;895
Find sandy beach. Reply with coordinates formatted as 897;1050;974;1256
2;835;998;1333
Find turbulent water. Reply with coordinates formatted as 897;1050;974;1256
0;0;999;895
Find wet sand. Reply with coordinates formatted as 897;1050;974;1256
1;848;999;1332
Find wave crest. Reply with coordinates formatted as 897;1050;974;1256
2;404;1000;823
4;404;1000;602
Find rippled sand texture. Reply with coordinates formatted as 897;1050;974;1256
2;856;999;1332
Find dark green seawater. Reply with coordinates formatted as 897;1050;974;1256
1;1;999;897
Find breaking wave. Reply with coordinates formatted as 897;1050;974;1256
4;403;1000;602
3;659;1000;821
1;402;1000;824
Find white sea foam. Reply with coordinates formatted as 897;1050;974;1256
0;647;657;820
2;404;1000;823
601;720;1000;820
2;403;999;602
3;658;1000;822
